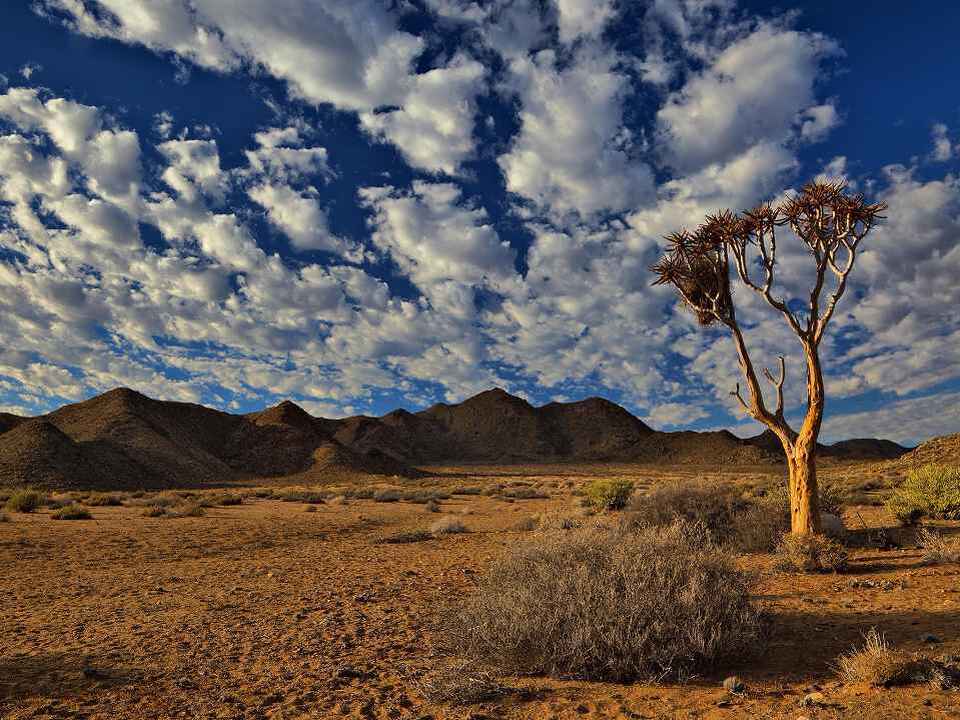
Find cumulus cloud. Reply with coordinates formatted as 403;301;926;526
930;123;957;162
498;47;655;217
656;24;840;173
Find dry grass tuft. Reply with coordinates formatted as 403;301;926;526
51;503;93;520
775;533;848;573
84;492;125;507
442;520;763;681
835;629;957;688
431;516;469;536
628;481;746;544
5;489;47;513
917;528;960;565
411;659;511;705
378;529;433;544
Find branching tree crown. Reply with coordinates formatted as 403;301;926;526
650;180;886;534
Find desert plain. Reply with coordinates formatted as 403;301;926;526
2;459;959;720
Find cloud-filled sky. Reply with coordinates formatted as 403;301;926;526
0;0;958;445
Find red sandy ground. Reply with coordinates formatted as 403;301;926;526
1;465;958;719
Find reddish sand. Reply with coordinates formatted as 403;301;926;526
1;465;958;720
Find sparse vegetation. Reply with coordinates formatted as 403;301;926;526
274;488;328;504
373;488;402;503
0;512;10;522
5;489;47;513
84;492;125;506
378;529;433;544
444;520;762;681
775;532;848;573
916;527;960;564
628;480;746;543
431;516;468;535
51;503;93;520
412;659;511;705
835;629;957;688
885;464;960;525
585;478;635;510
142;505;168;517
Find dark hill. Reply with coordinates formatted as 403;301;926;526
0;387;915;490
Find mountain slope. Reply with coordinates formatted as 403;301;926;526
899;432;960;467
0;387;918;489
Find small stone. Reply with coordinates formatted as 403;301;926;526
722;676;745;694
800;692;825;707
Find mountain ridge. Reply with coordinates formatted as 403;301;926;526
0;387;912;489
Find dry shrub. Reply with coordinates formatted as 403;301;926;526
212;493;243;506
443;520;762;681
585;479;635;510
513;516;537;532
275;488;327;504
373;488;402;503
412;659;511;705
530;511;582;531
450;486;483;496
84;492;124;507
141;505;168;517
431;516;468;536
886;464;960;525
173;503;206;517
775;533;848;573
128;493;178;508
0;512;9;523
51;503;93;520
378;529;433;544
425;499;441;513
835;629;957;688
729;499;788;553
917;528;960;565
5;489;47;513
501;487;548;500
629;481;747;543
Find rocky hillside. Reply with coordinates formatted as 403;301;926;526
0;387;910;489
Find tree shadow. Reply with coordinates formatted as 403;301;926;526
0;652;142;703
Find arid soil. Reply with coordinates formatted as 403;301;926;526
2;464;958;720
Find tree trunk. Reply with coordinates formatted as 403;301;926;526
787;444;821;534
788;343;825;535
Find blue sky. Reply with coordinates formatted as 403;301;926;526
0;1;958;445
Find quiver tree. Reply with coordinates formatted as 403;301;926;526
650;180;886;534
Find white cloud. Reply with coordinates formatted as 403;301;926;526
248;182;347;254
498;48;655;217
930;123;957;162
821;390;960;446
556;0;615;43
656;24;840;172
799;102;840;142
360;55;485;174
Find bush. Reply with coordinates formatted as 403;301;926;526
886;465;960;525
5;489;47;513
775;533;848;573
0;512;10;523
142;505;168;517
128;493;178;508
443;520;763;681
274;488;327;504
425;499;441;513
378;529;433;544
729;499;789;553
834;629;957;688
174;503;206;517
412;660;510;705
585;479;635;511
431;516;469;536
629;481;746;543
916;528;960;565
373;489;402;503
51;503;93;520
84;492;124;507
450;486;483;496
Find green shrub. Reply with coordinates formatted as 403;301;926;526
51;503;93;520
585;479;635;510
443;520;762;681
885;465;960;525
775;533;848;573
5;489;47;513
